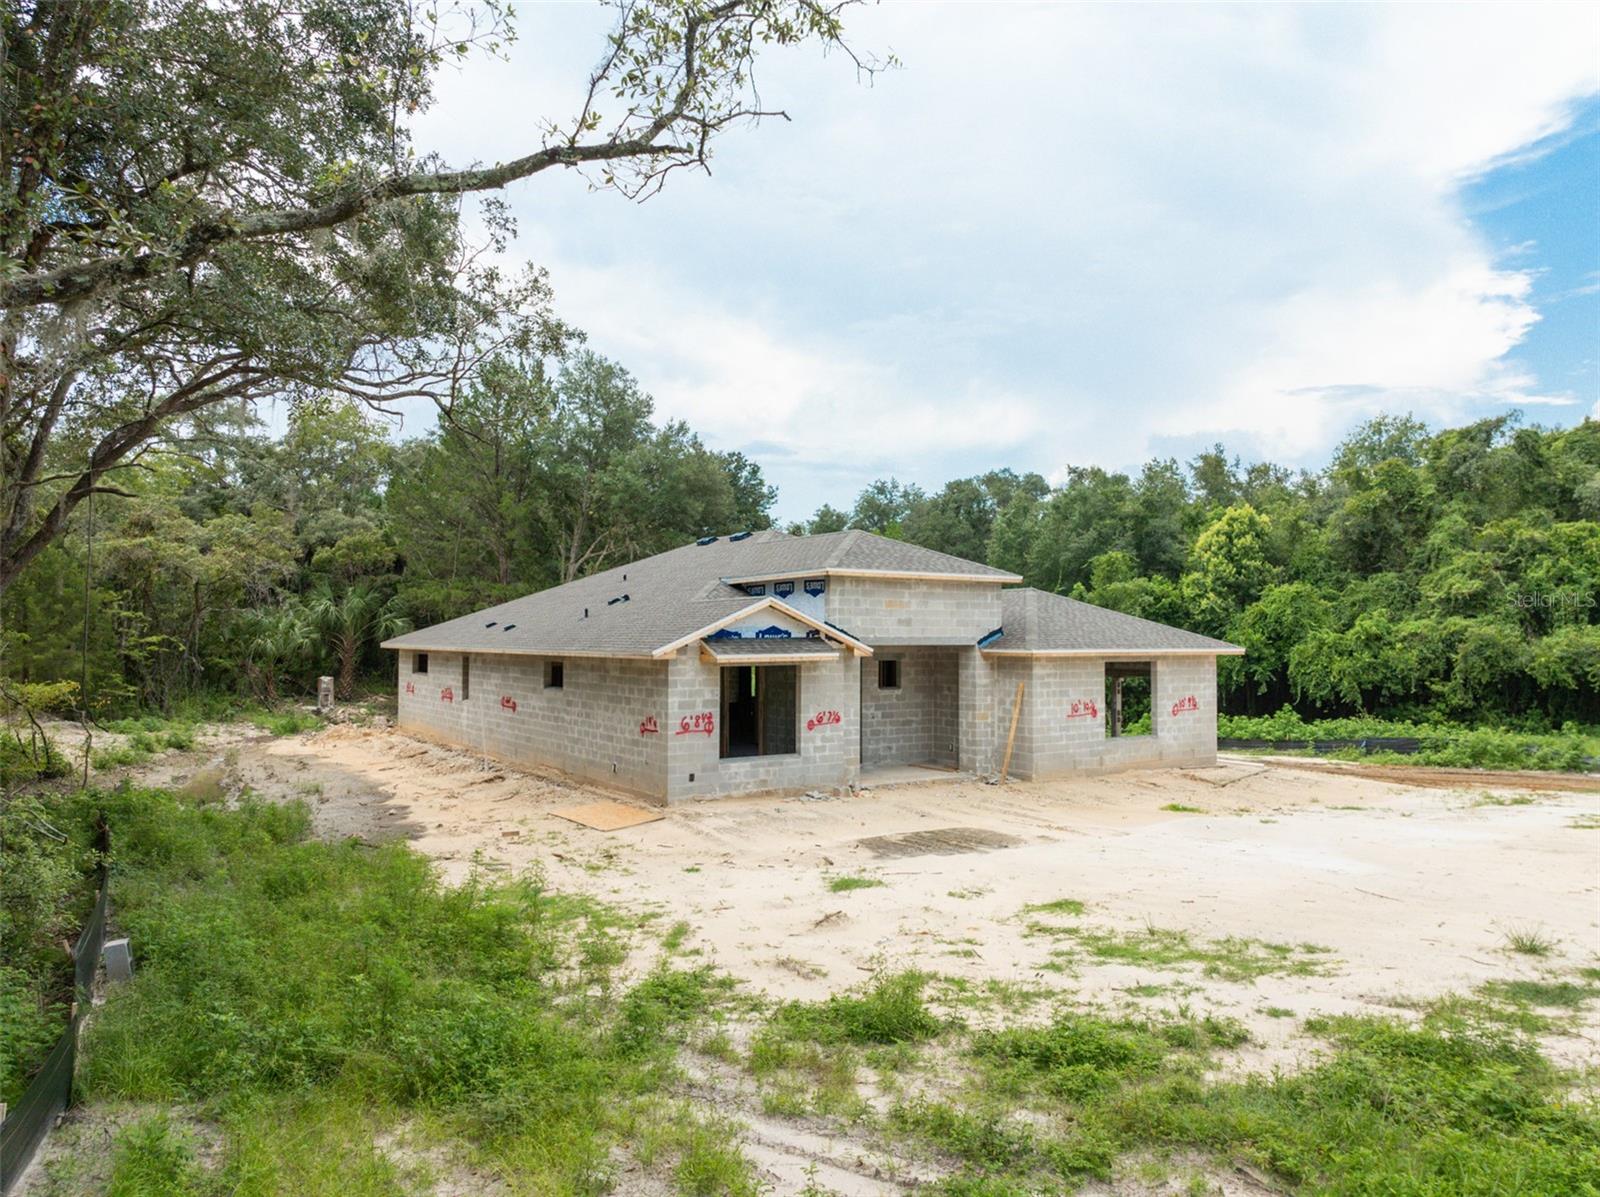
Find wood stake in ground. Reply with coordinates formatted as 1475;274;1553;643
1001;681;1025;781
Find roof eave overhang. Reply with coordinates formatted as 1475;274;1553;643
378;642;656;659
980;646;1245;658
652;597;873;659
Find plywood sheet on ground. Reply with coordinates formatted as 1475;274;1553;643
855;826;1023;858
551;801;664;831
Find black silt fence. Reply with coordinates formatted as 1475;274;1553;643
1219;737;1425;754
0;825;109;1195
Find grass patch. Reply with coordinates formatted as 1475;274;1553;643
631;1101;762;1197
748;972;942;1118
826;874;884;893
105;1114;210;1195
55;785;738;1195
1054;925;1337;982
768;971;942;1047
1503;925;1559;957
897;999;1598;1195
1024;898;1086;917
1473;792;1538;807
245;707;324;736
1481;978;1598;1009
1568;814;1600;830
90;723;202;771
1159;803;1205;814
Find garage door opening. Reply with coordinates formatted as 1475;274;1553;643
720;665;798;758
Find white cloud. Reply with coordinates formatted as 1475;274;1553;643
416;2;1600;517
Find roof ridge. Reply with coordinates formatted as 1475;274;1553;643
828;527;865;569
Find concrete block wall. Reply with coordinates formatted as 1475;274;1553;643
958;646;998;775
664;651;861;800
860;646;959;766
988;656;1033;775
396;650;669;797
827;578;1001;645
1002;654;1219;777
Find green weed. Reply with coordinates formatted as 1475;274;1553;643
105;1115;207;1196
768;971;942;1047
1024;898;1086;916
903;1001;1597;1195
1481;978;1597;1009
245;708;323;736
1503;926;1559;957
1056;925;1337;982
826;874;884;893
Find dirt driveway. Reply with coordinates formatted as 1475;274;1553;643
152;722;1600;1073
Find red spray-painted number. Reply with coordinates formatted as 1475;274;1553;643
639;715;660;735
1169;695;1198;716
805;710;842;732
404;682;415;695
440;687;455;703
500;695;518;713
1066;697;1098;719
676;711;715;736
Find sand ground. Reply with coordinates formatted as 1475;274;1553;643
22;717;1600;1196
134;720;1600;1074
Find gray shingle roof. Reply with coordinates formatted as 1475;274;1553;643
382;529;1003;658
985;588;1243;655
712;528;1019;582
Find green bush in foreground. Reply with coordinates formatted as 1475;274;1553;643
71;787;739;1196
0;790;103;1106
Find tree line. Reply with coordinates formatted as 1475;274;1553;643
1;350;772;711
6;401;1596;729
792;414;1599;727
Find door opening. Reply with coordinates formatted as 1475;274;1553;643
720;665;797;758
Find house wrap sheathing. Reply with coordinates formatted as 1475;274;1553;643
382;529;1242;803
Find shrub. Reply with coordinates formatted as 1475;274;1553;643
73;786;741;1194
769;971;941;1046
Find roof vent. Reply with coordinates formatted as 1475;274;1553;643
696;535;718;546
729;531;752;542
607;594;630;605
502;623;517;631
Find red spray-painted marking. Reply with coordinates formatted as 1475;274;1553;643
639;716;660;735
1169;695;1198;716
805;710;842;732
1066;697;1098;719
404;682;415;695
500;695;518;713
440;687;455;703
676;711;715;736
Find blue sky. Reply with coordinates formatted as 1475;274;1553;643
413;3;1599;523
